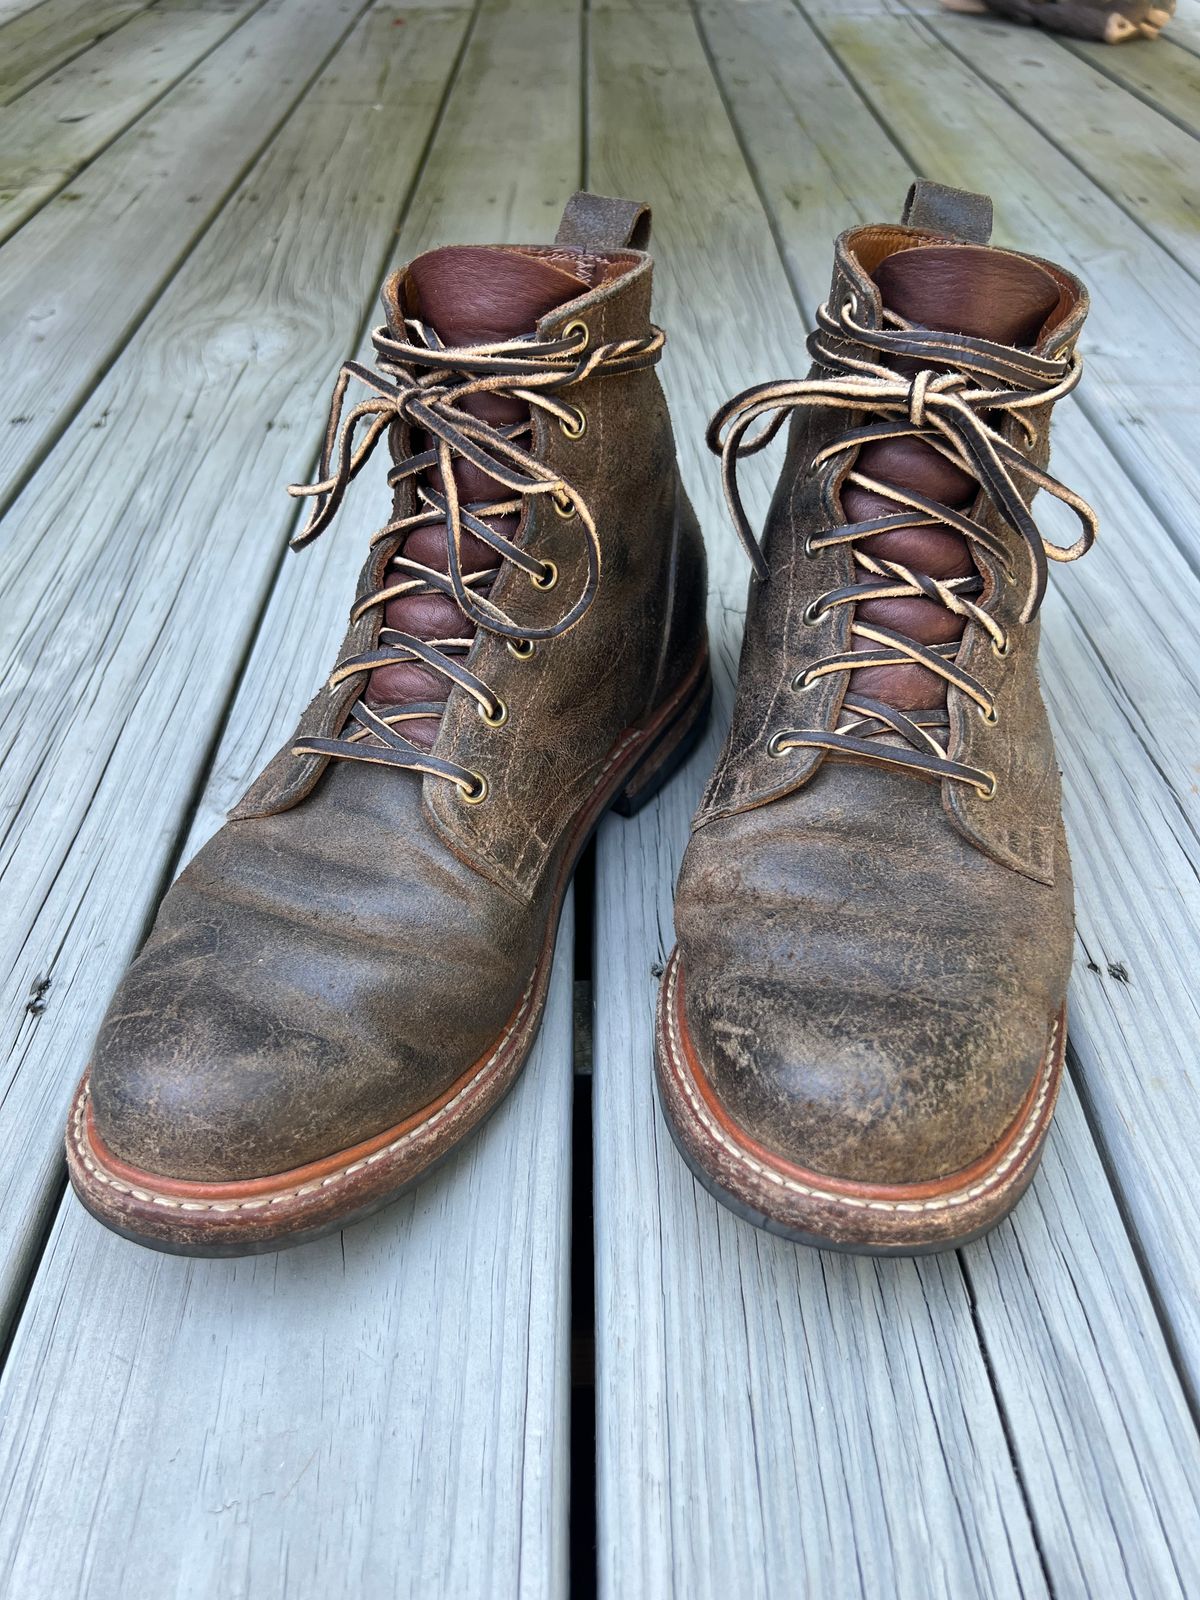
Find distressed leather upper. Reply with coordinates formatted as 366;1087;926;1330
90;202;707;1181
676;188;1090;1185
699;224;1087;884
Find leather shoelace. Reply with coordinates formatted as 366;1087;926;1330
286;315;664;801
708;295;1098;797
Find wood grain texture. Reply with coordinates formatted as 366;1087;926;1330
0;0;471;1337
0;908;573;1600
590;1;1200;1595
0;0;368;516
1063;33;1200;137
0;0;153;105
0;0;267;244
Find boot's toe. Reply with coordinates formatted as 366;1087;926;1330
90;915;408;1182
679;962;1055;1186
673;767;1072;1187
89;770;535;1184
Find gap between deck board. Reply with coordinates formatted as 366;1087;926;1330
887;0;1200;286
589;4;1045;1597
0;0;155;105
0;0;1197;1594
798;0;1200;579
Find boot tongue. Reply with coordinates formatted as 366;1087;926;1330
367;245;595;747
873;244;1060;347
407;244;595;345
844;243;1061;712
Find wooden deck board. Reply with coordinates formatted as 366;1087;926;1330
897;3;1200;295
806;1;1200;565
0;1;56;30
0;0;1199;1593
0;0;154;105
0;0;369;516
1067;34;1200;137
0;0;268;245
0;918;573;1600
1166;0;1200;51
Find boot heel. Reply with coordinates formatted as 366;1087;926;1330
612;667;712;819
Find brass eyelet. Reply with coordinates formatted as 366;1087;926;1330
559;405;586;440
478;697;508;728
459;773;488;805
992;636;1011;660
553;492;576;520
803;598;827;627
563;318;589;352
767;731;789;759
978;703;999;726
507;637;535;660
976;773;998;802
531;559;559;591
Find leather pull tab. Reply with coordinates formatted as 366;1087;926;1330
901;180;993;245
555;190;652;251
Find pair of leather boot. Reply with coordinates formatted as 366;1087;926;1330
67;183;1096;1257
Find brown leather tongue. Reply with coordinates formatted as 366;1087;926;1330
845;243;1061;710
367;245;594;745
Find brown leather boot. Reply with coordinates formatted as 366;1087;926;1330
68;192;710;1255
941;0;1174;42
658;182;1096;1254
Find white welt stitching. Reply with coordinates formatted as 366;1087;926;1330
70;977;537;1214
661;953;1059;1215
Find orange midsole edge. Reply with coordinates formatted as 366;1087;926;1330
669;958;1061;1204
81;649;710;1205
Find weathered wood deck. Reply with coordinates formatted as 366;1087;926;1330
1;0;1199;1594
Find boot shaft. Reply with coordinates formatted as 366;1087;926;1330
234;192;708;898
700;181;1093;885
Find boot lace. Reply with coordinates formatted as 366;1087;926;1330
286;314;664;801
707;294;1098;798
